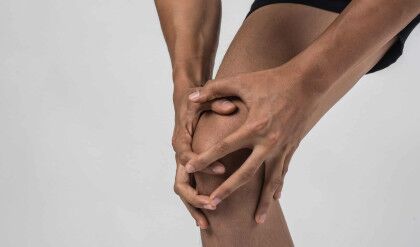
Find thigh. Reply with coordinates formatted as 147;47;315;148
193;3;342;196
192;4;341;246
193;2;396;164
192;3;395;245
215;3;339;79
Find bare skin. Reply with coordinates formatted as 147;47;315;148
186;1;419;221
155;0;419;245
191;4;396;246
156;0;234;228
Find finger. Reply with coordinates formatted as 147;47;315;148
209;99;237;115
254;152;287;224
172;133;192;154
180;198;209;230
175;180;212;209
186;98;236;121
174;99;236;163
174;163;210;230
185;99;235;133
176;150;195;167
201;161;226;175
209;146;267;206
273;146;297;199
172;127;194;162
174;165;213;209
178;152;226;175
185;125;252;173
188;78;240;103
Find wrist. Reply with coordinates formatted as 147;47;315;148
172;56;214;87
282;50;337;96
172;78;202;103
268;61;328;107
172;57;213;105
172;83;198;108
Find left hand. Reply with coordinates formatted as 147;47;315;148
172;87;237;229
184;65;322;223
174;162;211;229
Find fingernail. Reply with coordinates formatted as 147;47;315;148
222;99;233;106
203;204;216;210
189;91;200;101
185;164;194;173
256;214;267;224
212;165;225;174
211;197;221;207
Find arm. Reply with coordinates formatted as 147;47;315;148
155;0;236;229
185;0;420;221
155;0;221;91
292;0;420;92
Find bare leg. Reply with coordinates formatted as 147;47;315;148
192;4;395;247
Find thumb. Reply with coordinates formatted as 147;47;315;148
210;99;237;115
188;78;238;103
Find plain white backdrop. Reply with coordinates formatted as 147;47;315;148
0;0;419;246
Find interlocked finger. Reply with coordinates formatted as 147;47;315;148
185;125;253;173
208;146;268;205
174;164;212;208
189;78;241;103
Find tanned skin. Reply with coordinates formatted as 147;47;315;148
155;0;419;246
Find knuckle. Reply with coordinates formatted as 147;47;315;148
171;136;178;150
171;133;187;151
266;131;281;147
269;177;284;191
173;183;180;195
215;140;229;155
191;157;202;168
249;117;271;134
179;152;190;165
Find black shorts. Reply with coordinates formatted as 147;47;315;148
247;0;420;74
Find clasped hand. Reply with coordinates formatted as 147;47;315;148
174;65;322;226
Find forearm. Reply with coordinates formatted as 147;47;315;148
288;0;420;93
154;0;221;91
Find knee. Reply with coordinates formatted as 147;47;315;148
191;100;263;198
192;99;247;158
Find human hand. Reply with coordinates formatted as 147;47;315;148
172;88;237;174
173;162;211;229
183;65;323;223
172;87;237;228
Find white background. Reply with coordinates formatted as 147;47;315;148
0;0;419;246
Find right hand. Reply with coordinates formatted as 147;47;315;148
172;88;237;228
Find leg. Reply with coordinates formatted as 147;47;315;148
192;4;395;247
